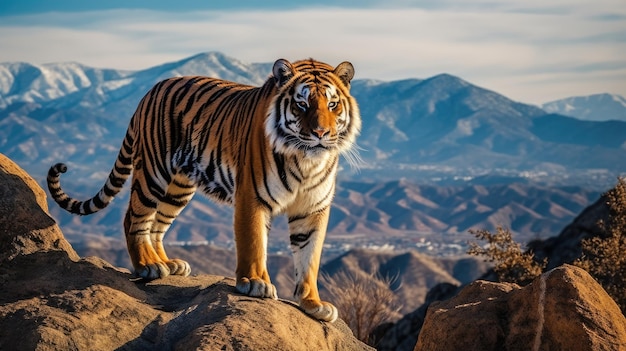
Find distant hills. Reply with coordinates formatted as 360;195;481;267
0;52;622;249
331;181;600;244
543;93;626;122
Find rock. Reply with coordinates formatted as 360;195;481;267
0;256;370;350
0;154;373;351
414;265;626;351
0;153;79;263
414;280;517;351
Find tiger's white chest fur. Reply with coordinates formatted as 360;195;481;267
266;152;339;216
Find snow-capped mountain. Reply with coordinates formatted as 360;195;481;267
0;61;129;108
0;52;271;112
542;93;626;122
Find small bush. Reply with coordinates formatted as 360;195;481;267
576;177;626;313
320;270;401;346
468;226;546;286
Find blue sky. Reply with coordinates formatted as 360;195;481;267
1;0;625;104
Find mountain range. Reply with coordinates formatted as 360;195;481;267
0;52;623;250
1;52;625;184
353;77;626;184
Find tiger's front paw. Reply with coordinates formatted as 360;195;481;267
135;262;170;280
236;277;278;299
301;300;338;322
166;258;191;276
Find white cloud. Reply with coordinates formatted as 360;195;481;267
0;3;624;104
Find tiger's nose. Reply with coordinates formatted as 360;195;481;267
313;127;330;138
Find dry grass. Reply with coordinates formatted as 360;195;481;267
321;270;401;347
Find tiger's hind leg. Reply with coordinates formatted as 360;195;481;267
125;169;194;280
125;177;170;280
150;173;196;276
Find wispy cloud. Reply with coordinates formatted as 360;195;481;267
0;1;624;104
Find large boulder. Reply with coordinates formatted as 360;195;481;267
0;153;79;262
0;154;372;351
414;265;626;351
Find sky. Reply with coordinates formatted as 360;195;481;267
0;0;625;105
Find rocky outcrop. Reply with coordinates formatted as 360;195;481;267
415;265;626;351
0;154;373;351
0;153;79;263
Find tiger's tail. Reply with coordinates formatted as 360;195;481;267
47;129;135;216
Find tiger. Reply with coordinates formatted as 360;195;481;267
46;58;361;322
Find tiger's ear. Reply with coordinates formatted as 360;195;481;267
334;61;355;87
273;59;295;88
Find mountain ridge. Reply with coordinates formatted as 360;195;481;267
542;93;626;122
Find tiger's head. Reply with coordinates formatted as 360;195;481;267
265;59;361;160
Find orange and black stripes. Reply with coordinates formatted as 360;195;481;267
46;58;361;322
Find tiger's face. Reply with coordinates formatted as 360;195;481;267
265;59;361;158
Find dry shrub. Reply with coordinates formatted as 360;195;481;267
468;226;546;286
321;270;401;346
576;177;626;313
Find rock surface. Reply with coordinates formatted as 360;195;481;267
0;154;373;351
414;265;626;351
0;153;79;263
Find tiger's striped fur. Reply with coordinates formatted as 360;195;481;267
47;58;360;322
